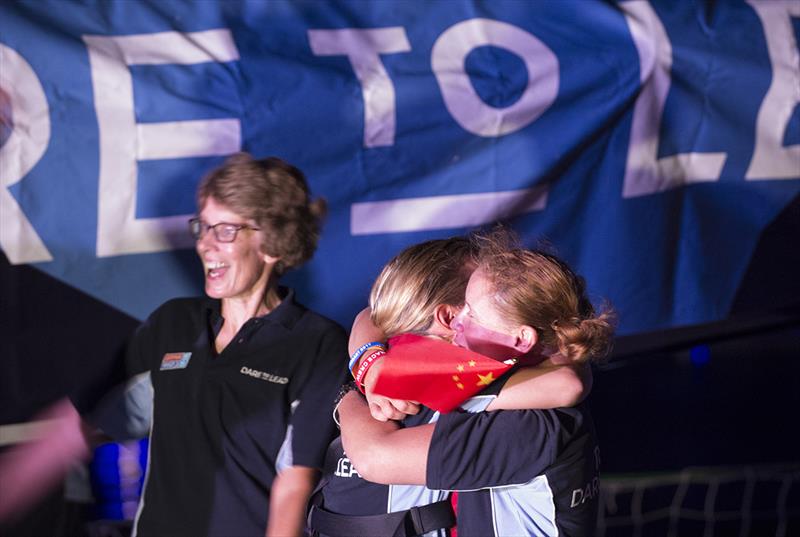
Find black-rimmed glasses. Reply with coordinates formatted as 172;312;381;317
189;217;260;243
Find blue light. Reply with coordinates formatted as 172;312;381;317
690;345;711;366
89;438;148;520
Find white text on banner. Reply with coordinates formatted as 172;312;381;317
350;186;548;235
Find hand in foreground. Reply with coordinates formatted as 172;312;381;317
363;359;420;422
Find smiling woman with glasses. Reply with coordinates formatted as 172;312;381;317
102;153;348;537
0;153;348;537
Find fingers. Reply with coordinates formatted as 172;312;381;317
366;394;422;421
389;399;420;416
368;402;390;422
369;398;403;421
368;396;402;421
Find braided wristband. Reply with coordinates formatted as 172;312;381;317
333;381;362;427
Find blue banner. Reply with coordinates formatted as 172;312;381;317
1;0;798;335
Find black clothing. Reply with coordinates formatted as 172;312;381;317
427;403;600;536
127;290;348;537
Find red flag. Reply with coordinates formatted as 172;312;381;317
372;334;515;413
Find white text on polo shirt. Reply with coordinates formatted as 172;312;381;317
240;366;289;384
570;476;599;507
334;455;361;478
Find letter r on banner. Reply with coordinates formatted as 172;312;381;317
0;44;53;264
83;29;241;257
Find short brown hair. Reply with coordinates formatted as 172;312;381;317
370;237;476;337
197;153;326;274
475;228;615;362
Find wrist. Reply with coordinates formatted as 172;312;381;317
333;381;363;427
363;361;382;392
354;349;386;394
348;341;386;376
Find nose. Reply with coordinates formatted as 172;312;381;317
195;226;218;251
450;309;466;332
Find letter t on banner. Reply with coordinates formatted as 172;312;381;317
308;28;411;148
83;30;241;257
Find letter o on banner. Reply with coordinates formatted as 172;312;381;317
431;18;559;137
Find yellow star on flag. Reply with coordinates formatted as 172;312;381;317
468;360;476;367
456;364;465;372
476;372;495;386
456;383;464;390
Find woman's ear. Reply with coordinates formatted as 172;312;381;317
260;249;281;266
513;325;537;354
432;304;458;332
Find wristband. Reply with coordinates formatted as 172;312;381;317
348;341;386;374
333;381;362;427
354;349;386;394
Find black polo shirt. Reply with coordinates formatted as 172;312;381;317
427;404;600;536
126;290;348;537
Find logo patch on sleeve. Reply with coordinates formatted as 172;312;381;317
160;352;192;370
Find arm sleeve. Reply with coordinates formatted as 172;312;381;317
426;409;564;491
287;325;349;469
86;372;153;440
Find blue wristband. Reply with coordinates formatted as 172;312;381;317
348;340;385;373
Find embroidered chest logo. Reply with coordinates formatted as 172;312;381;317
240;366;289;385
160;352;192;370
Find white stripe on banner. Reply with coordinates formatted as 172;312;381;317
137;119;241;160
350;186;548;235
108;29;240;65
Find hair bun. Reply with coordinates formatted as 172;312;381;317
552;309;616;362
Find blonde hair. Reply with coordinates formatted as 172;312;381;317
370;238;476;338
197;153;326;275
475;229;615;362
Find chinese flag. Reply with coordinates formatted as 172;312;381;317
372;334;514;413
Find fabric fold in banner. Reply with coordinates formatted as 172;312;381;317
372;334;515;413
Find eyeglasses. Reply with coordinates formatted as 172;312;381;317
188;217;260;243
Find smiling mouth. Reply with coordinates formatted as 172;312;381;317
205;261;229;279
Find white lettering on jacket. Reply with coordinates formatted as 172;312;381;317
239;366;289;385
570;477;600;508
334;455;362;478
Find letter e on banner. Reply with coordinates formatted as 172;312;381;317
431;18;558;137
0;44;53;264
83;30;241;257
746;1;800;180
